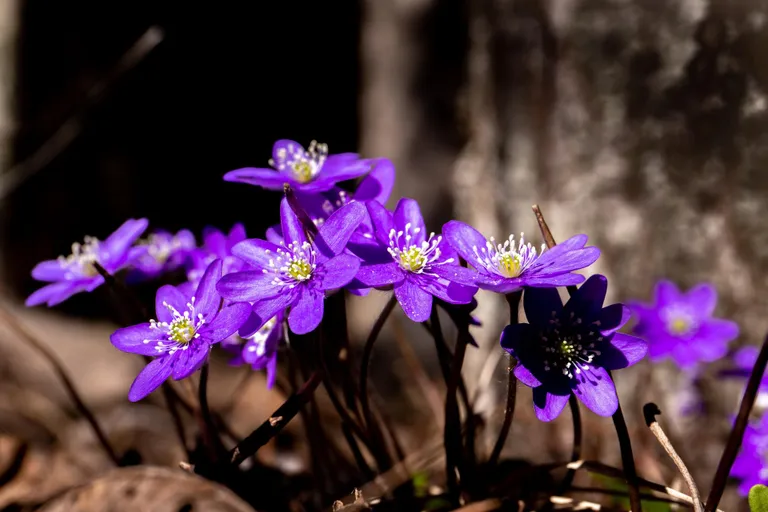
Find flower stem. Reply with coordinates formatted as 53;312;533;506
198;363;224;463
445;326;470;499
229;370;323;466
705;331;768;512
0;302;120;465
643;403;703;512
609;384;642;512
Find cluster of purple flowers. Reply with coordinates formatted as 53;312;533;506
26;138;761;496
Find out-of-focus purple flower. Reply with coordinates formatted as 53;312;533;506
354;198;478;323
223;139;373;193
500;275;647;421
184;223;249;293
27;218;149;307
442;221;600;294
216;198;365;335
222;312;284;389
721;345;768;393
110;259;251;401
127;229;196;281
628;280;739;369
731;412;768;495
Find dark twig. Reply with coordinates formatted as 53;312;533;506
643;403;702;512
198;364;225;462
445;327;470;499
610;389;642;512
229;370;323;466
0;302;121;465
705;331;768;512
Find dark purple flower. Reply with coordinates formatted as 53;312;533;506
222;312;284;389
500;275;647;421
127;229;196;281
731;412;768;495
354;198;478;323
26;218;149;307
722;345;768;393
110;259;251;402
216;198;365;335
442;221;600;294
184;223;249;293
223;139;373;193
628;280;739;369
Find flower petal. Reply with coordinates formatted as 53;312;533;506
442;220;490;270
265;225;284;245
253;293;296;327
288;288;324;334
431;263;480;287
315;254;360;290
735;346;759;370
531;234;588;267
317;154;371;182
238;311;264;338
103;218;149;266
355;262;405;288
316;201;366;257
564;274;608;322
395;279;432;322
217;271;280;302
414;273;477;304
203;302;252;342
686;283;718;317
532;387;570;422
514;362;543;387
25;282;73;307
692;318;739;361
128;357;174;402
223;167;291;191
355;158;395;204
521;273;586;288
523;287;563;327
110;323;165;356
367;201;395;246
529;247;600;276
232;239;283;268
30;260;68;282
598;304;631;335
598;332;648;370
155;285;189;323
172;344;211;380
280;197;307;246
194;259;223;320
654;280;683;309
572;367;618;417
394;198;426;245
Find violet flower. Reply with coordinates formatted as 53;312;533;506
500;275;647;421
184;223;249;293
27;218;149;307
354;198;478;323
628;280;739;369
110;259;251;402
722;346;768;394
216;198;365;335
222;312;284;389
128;229;196;281
731;412;768;495
223;139;373;193
442;221;600;294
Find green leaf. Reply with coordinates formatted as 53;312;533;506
749;485;768;512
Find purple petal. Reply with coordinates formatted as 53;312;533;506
228;223;247;247
367;201;395;246
265;354;278;389
316;201;366;257
393;198;427;245
194;259;223;320
155;285;189;323
523;287;563;327
203;228;227;257
110;323;164;356
531;234;588;267
599;304;631;335
654;280;683;309
431;264;480;287
315;254;360;290
217;271;280;302
530;247;600;276
598;332;648;370
355;262;405;288
564;274;608;321
521;273;586;288
573;367;618;417
355;158;395;204
414;273;476;304
128;357;174;402
266;225;284;245
30;260;68;282
253;293;296;327
232;239;283;268
442;220;490;269
102;218;149;265
514;363;543;387
500;323;535;354
238;311;264;338
26;282;74;307
202;302;252;342
685;283;718;317
692;319;738;361
394;279;432;322
734;346;759;370
280;197;307;246
172;344;211;380
288;288;324;334
223;167;290;191
532;388;570;422
318;154;371;182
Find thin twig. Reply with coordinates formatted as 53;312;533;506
198;364;224;463
705;331;768;512
0;302;120;465
445;327;470;499
643;403;702;512
609;386;642;512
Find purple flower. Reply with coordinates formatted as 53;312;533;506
110;259;251;402
26;218;149;307
223;139;373;193
354;198;478;322
127;229;196;281
722;345;768;392
500;275;647;421
628;281;739;369
222;312;284;389
184;223;249;293
216;198;365;335
442;221;600;294
731;412;768;495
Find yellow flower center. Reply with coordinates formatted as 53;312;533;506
498;253;522;278
288;259;313;281
293;161;313;183
168;316;196;344
399;246;427;272
669;317;690;335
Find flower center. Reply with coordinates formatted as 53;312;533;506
147;297;206;354
472;233;544;279
388;223;452;274
661;306;697;336
669;318;690;334
263;241;317;288
542;312;603;379
288;259;313;281
269;140;329;184
58;236;101;277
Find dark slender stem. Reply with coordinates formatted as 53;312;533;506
198;364;224;462
444;328;469;500
644;403;702;512
0;303;121;465
160;379;189;456
229;371;323;466
610;384;642;512
705;331;768;512
359;294;398;434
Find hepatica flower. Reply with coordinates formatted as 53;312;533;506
27;218;149;307
354;198;477;322
223;139;372;193
184;223;249;292
731;412;768;495
128;229;196;281
110;259;251;402
500;275;647;421
443;221;600;294
628;280;738;369
216;198;365;334
222;312;284;389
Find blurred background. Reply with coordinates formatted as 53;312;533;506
0;0;767;509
